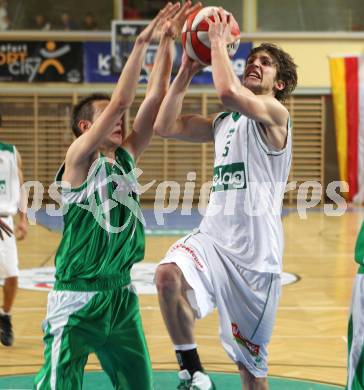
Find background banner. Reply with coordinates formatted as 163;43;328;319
84;41;253;85
0;41;83;82
84;42;118;83
329;55;364;203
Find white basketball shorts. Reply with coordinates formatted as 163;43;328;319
0;216;19;278
159;230;281;377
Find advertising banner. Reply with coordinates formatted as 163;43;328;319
0;41;83;82
84;41;253;85
84;41;176;84
84;42;118;83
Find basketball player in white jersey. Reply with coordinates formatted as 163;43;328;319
0;141;28;346
0;218;12;240
154;9;297;390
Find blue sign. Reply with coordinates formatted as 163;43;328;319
84;41;166;84
84;41;253;85
84;42;118;83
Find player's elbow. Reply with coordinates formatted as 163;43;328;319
153;122;169;138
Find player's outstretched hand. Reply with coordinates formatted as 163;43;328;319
0;218;13;241
137;2;181;44
162;1;202;40
180;51;205;75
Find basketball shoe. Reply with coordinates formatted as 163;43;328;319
0;313;13;346
177;370;215;390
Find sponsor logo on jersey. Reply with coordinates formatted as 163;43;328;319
232;322;260;356
212;162;247;192
253;356;264;369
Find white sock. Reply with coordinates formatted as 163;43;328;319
174;343;197;351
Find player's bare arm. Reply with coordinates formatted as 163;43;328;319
154;53;214;143
206;8;289;149
62;4;177;187
124;1;203;159
15;150;27;240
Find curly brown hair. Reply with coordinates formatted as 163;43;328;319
248;43;298;102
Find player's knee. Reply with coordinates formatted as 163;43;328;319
238;362;267;386
4;276;17;286
155;263;182;296
251;375;267;386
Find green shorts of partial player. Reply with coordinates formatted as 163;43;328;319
346;268;364;390
34;284;153;390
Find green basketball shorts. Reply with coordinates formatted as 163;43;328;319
347;271;364;390
34;284;153;390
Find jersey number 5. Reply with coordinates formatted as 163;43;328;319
222;129;236;157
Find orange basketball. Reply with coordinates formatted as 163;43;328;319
182;6;241;66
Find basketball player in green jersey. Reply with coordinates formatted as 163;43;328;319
34;2;201;389
347;220;364;390
154;8;297;390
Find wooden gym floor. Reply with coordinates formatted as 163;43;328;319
0;207;361;387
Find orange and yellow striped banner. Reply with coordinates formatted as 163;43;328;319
329;55;364;203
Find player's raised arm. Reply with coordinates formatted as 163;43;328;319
154;52;214;143
206;9;291;139
65;4;175;169
124;1;203;159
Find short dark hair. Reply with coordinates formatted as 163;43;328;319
71;93;110;137
248;43;298;102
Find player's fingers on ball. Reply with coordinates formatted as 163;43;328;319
230;13;238;25
204;16;212;27
212;10;220;24
218;8;226;24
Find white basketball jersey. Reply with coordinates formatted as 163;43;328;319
199;112;292;274
0;143;20;215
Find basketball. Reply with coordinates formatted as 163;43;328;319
181;6;241;66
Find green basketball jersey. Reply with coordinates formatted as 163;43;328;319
355;221;364;270
54;147;145;291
